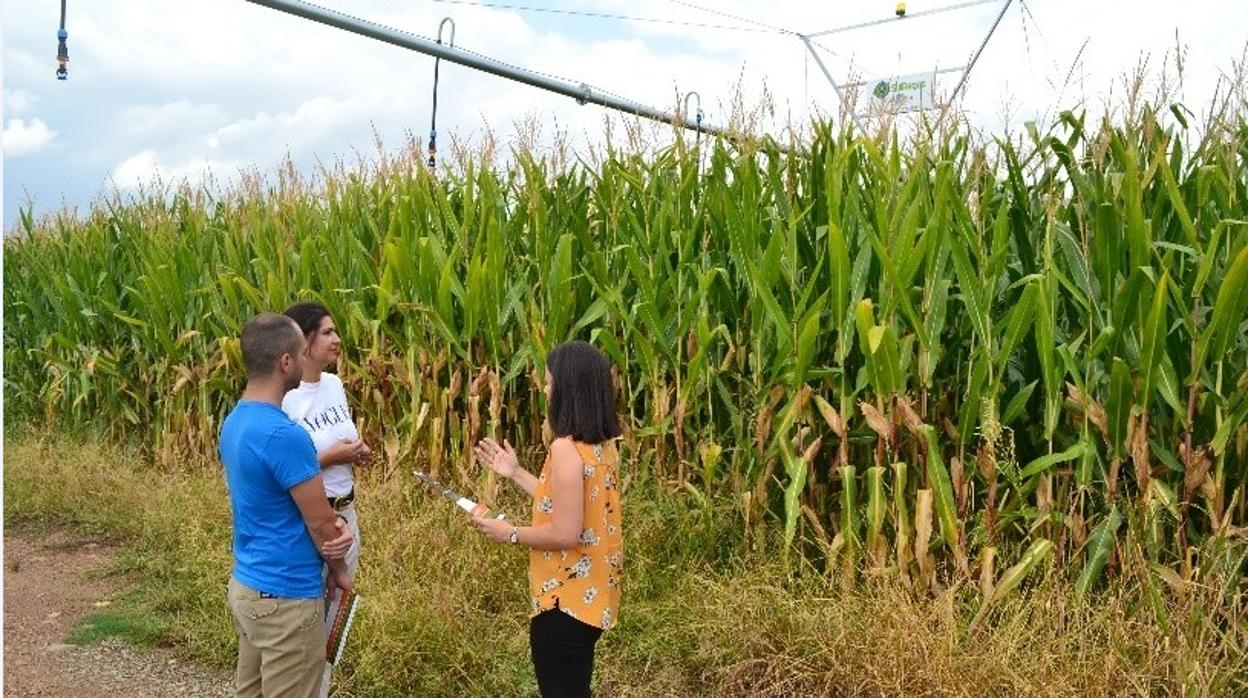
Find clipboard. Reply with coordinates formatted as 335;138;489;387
325;589;358;665
411;469;506;519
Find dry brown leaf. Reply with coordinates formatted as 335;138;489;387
1183;444;1213;501
470;366;489;396
859;401;893;443
896;395;927;436
977;442;997;482
802;435;825;464
814;395;846;437
1128;412;1151;490
1067;382;1108;436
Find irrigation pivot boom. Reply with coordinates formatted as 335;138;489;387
800;0;1014;123
245;0;730;141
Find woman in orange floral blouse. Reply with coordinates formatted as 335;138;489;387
471;340;623;698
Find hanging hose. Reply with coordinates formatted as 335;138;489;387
684;91;704;171
56;0;69;80
427;18;456;169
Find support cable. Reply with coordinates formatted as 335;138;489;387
807;0;1002;38
429;0;786;35
666;0;795;35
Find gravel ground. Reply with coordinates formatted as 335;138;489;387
3;524;232;697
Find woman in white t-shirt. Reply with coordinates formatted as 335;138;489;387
282;301;371;698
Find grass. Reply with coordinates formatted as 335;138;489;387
67;603;168;648
5;429;1247;696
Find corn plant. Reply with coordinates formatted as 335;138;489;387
6;102;1247;602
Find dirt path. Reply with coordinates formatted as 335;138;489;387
3;523;232;697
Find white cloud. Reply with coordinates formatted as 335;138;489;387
3;88;39;117
113;150;158;188
3;118;57;156
210;95;378;151
120;101;226;139
112;149;239;190
5;0;1247;229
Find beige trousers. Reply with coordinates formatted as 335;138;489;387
228;576;325;698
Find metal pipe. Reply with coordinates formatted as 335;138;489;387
800;36;866;135
246;0;737;140
947;0;1013;104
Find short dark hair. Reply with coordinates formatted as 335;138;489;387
546;341;622;445
283;301;331;339
241;313;303;378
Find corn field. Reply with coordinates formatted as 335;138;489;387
6;105;1248;601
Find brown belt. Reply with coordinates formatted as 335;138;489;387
328;490;355;512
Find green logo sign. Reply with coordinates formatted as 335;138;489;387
872;78;929;101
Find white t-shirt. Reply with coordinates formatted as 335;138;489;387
281;372;358;497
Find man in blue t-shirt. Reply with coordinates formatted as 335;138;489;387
221;313;354;698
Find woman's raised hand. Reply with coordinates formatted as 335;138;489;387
323;437;366;466
474;437;519;479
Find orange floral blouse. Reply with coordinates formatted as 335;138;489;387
529;439;622;630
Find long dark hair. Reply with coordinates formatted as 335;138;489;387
283;301;331;339
546;341;621;445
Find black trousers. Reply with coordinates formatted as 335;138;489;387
529;608;603;698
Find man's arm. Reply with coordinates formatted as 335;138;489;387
291;476;352;583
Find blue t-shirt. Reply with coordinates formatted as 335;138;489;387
220;399;323;599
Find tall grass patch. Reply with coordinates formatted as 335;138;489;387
6;433;1246;695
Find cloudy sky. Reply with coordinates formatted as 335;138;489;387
3;0;1245;231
